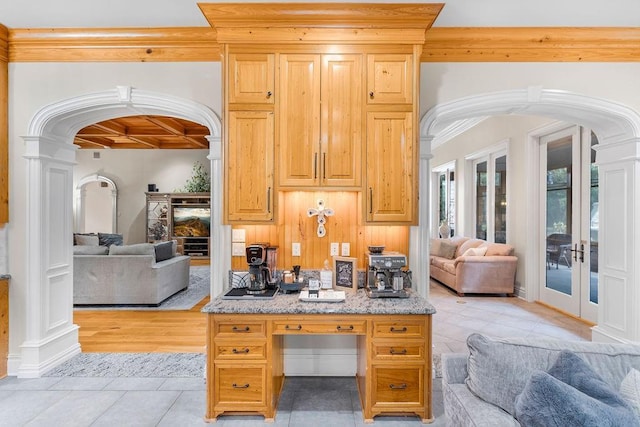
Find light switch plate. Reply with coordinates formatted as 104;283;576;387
341;242;350;256
232;242;245;256
292;242;301;257
232;228;246;243
330;242;339;256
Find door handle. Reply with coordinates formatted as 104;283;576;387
570;243;585;263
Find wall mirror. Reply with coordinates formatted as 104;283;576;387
75;174;118;233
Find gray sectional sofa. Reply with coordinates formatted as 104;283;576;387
442;333;640;426
73;241;190;306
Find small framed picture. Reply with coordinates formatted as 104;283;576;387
333;256;358;293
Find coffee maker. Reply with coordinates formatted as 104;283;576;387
246;243;278;294
365;252;409;298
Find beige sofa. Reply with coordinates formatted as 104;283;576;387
430;236;517;296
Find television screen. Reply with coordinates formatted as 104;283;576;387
172;206;210;237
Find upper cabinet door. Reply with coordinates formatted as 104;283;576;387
228;53;275;105
366;54;413;105
365;111;415;223
278;54;321;187
321;54;362;188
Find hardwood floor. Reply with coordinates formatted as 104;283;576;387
73;297;208;353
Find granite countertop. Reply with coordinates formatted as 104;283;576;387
202;288;436;315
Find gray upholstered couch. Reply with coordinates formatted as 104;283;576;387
442;333;640;426
73;242;190;306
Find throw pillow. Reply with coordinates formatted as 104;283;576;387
75;234;99;246
621;368;640;418
73;245;109;255
462;247;488;257
109;243;155;256
154;241;174;262
430;238;442;255
514;351;639;427
435;241;457;259
98;232;123;247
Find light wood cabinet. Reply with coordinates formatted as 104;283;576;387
278;54;362;189
228;53;274;106
225;111;274;222
366;54;413;105
365;111;415;223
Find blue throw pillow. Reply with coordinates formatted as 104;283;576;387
98;232;123;247
515;351;640;427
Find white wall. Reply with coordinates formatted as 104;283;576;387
74;149;211;243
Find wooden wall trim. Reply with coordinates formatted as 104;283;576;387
422;27;640;62
5;26;640;63
8;27;220;62
0;24;7;225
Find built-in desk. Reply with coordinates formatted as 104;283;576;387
202;290;436;423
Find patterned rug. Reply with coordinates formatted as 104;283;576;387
44;352;205;377
74;265;210;311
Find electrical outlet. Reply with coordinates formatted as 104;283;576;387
292;242;301;257
341;242;350;256
330;242;339;256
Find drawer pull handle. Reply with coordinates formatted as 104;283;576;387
390;326;408;333
232;348;250;354
232;383;250;389
389;383;407;390
337;325;354;331
232;326;251;332
285;324;302;330
390;348;407;355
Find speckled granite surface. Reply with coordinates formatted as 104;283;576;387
202;288;436;315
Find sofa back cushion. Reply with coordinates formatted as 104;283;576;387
478;242;515;256
73;245;109;255
456;239;485;258
109;243;155;257
465;333;640;416
74;234;99;246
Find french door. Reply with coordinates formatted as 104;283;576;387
539;125;598;322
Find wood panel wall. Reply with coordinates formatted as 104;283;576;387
230;191;409;271
0;24;7;225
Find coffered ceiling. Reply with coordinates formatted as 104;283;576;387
74;115;209;149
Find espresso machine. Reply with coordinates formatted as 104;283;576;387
246;243;278;294
365;251;410;298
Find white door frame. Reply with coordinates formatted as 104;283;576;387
420;87;640;344
12;87;224;377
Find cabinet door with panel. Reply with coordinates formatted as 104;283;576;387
278;54;362;189
365;111;415;223
228;53;275;105
366;54;413;105
226;111;274;222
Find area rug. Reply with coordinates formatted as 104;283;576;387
44;352;206;377
74;265;210;311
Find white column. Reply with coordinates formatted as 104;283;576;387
19;136;80;378
208;134;230;298
592;136;640;343
411;136;433;297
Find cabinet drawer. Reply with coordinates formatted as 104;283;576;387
215;366;265;405
373;366;423;406
273;320;366;335
372;319;425;339
372;342;424;360
214;321;266;338
214;342;266;360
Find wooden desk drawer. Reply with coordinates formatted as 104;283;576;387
215;365;265;405
214;321;266;338
373;366;423;406
273;320;366;335
372;319;425;339
214;342;266;360
372;342;425;360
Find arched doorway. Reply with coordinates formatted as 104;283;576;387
75;174;118;234
16;87;224;377
419;87;640;344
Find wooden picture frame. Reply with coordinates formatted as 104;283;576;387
333;256;358;292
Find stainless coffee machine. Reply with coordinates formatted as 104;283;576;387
365;252;410;298
246;243;278;294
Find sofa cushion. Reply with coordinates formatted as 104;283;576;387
442;261;456;275
154;241;175;262
456;238;484;258
462;246;488;257
465;333;640;416
109;243;155;256
73;245;109;255
514;351;638;427
434;240;457;259
75;234;99;246
479;242;514;256
98;232;123;247
621;368;640;418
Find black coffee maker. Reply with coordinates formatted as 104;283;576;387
246;244;278;294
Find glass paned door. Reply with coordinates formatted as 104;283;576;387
540;126;598;322
475;161;487;240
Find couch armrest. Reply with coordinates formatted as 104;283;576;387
454;255;517;267
153;255;191;268
441;353;468;385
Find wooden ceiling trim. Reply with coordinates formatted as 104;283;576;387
8;27;220;62
422;27;640;62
